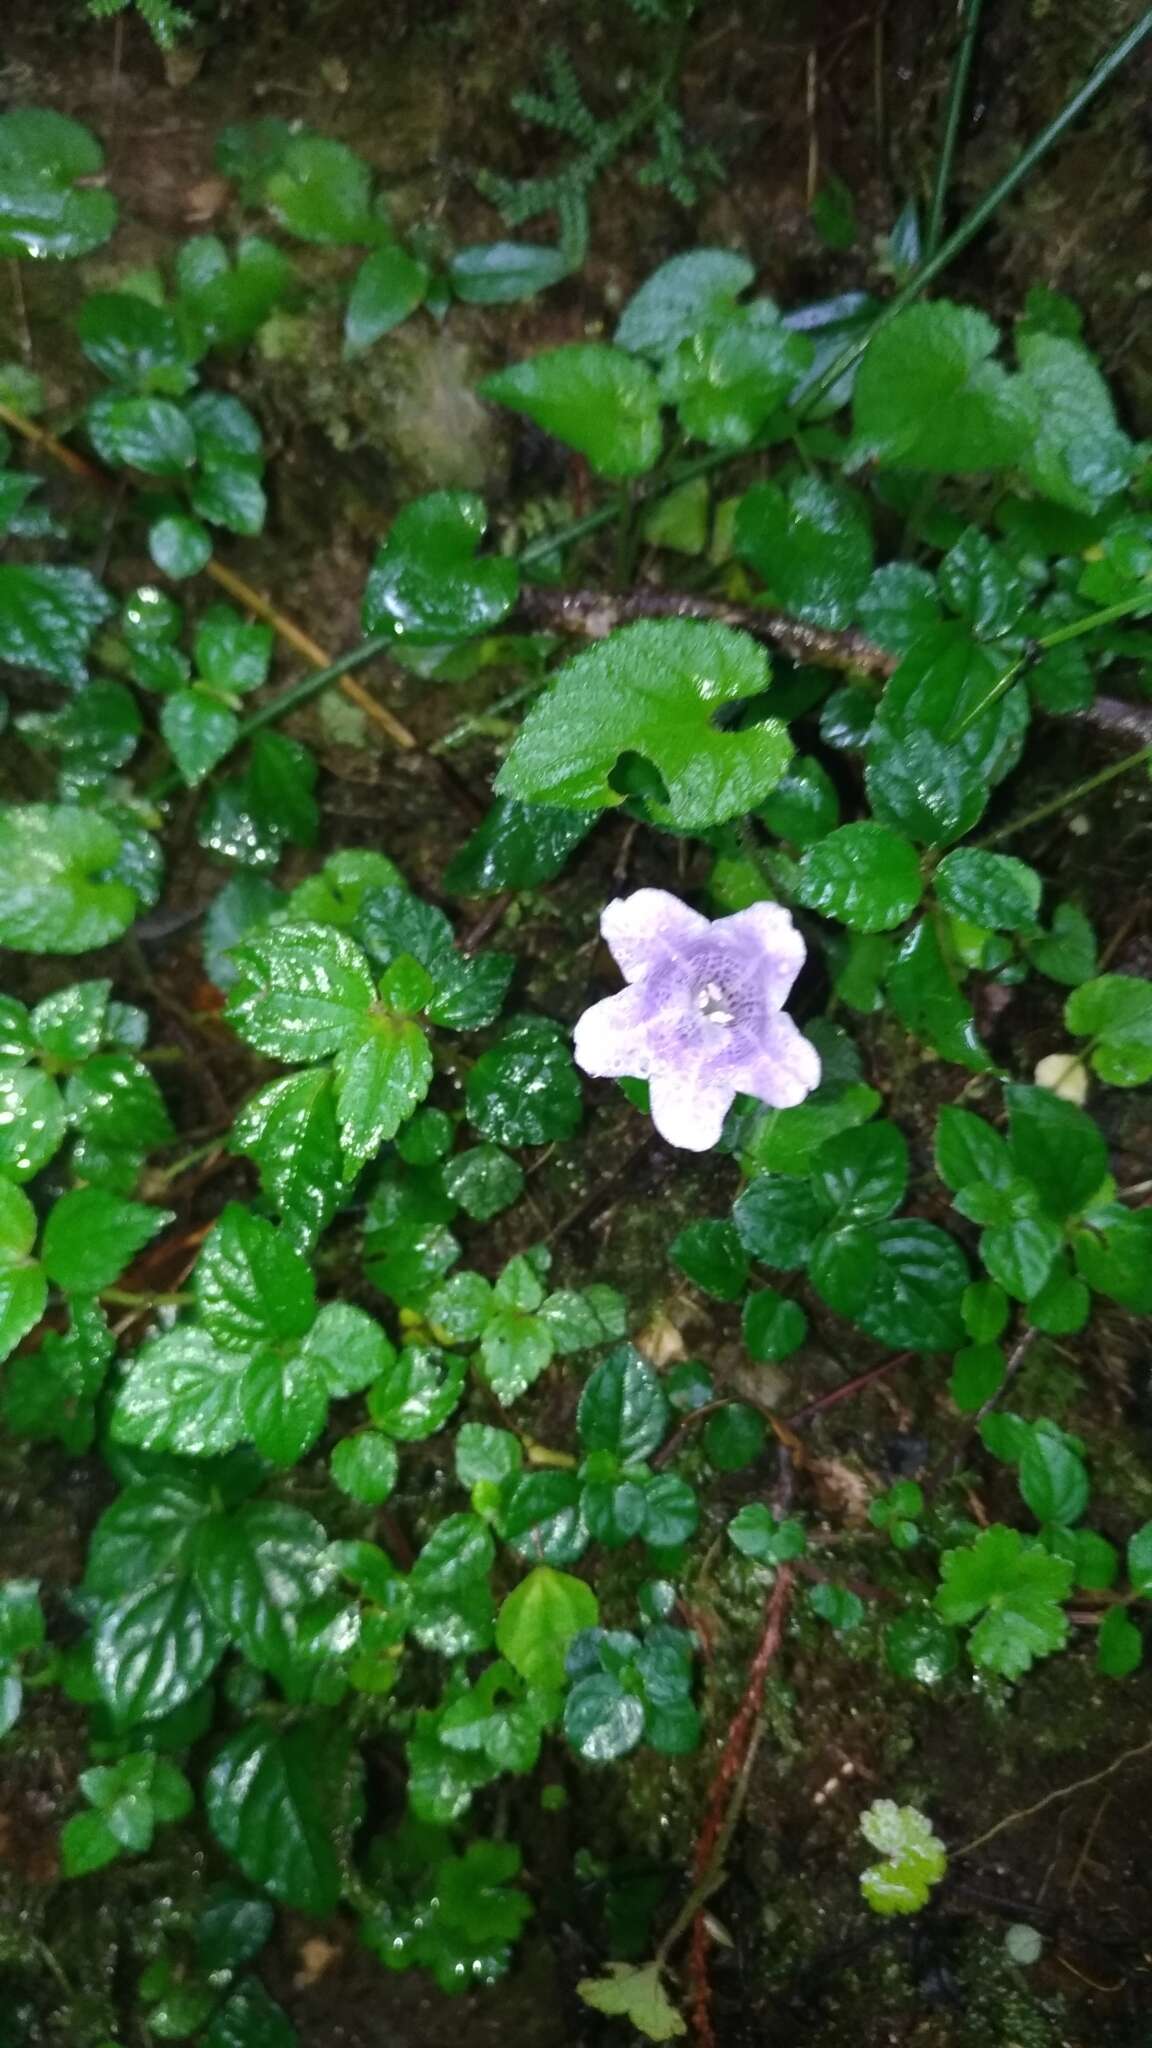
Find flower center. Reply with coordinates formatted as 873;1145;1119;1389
696;979;734;1027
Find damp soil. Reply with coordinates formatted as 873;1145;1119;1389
2;1;1152;2043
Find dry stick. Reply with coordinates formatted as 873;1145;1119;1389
686;1567;795;2048
0;400;419;752
952;1735;1152;1861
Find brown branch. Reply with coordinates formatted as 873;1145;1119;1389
516;585;1152;747
686;1567;795;2047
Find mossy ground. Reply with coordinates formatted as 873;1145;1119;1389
2;1;1152;2042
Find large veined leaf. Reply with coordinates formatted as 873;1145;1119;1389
0;108;117;259
481;344;662;478
0;565;113;685
852;301;1035;472
0;806;137;953
496;620;790;829
361;492;518;643
205;1722;362;1912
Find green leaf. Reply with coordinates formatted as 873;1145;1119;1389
950;1341;1005;1411
247;731;316;842
884;1610;958;1684
500;1470;587;1566
176;231;292;353
227;923;375;1060
856;563;942;655
982;1214;1062;1302
798;822;921;932
728;1506;806;1564
0;108;117;259
934;851;1041;931
812;1121;908;1223
659;303;810;450
757;753;840;847
1128;1523;1152;1597
113;1327;247;1457
334;1013;433;1167
852;301;1035;471
455;1423;522;1489
0;564;112;685
30;980;110;1059
579;1346;669;1462
331;1432;399;1504
496;1566;599;1690
92;1571;226;1723
362;491;517;644
859;1800;946;1915
808;1581;866;1631
1005;1084;1109;1220
231;1071;347;1248
887;919;991;1070
442;1145;524;1221
344;244;430;354
466;1016;582;1146
367;1344;464;1441
736;476;872;626
481;343;662;479
206;1723;360;1913
1023;903;1097;987
497;619;790;829
742;1288;806;1362
936;1105;1011;1192
578;1963;687;2042
77;291;195;395
616;250;755;358
443;798;593;895
703;1403;765;1470
198;1501;332;1671
0;1064;64;1181
480;1311;553;1405
1066;974;1152;1086
449;241;569;303
732;1174;832;1270
61;1809;121;1877
811;1219;968;1350
0;805;136;952
867;626;1023;847
201;1980;296;2048
565;1672;645;1762
670;1219;748;1301
65;1051;173;1155
811;173;856;249
41;1188;170;1293
87;392;196;476
161;687;241;785
264;134;380;243
195;1203;315;1345
1016;331;1134;512
1096;1605;1143;1679
1074;1206;1152;1312
1017;1427;1089;1527
149;510;212;578
934;1525;1073;1676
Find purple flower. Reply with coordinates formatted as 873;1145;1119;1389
574;889;821;1151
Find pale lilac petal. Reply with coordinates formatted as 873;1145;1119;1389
716;902;806;1004
648;1071;735;1151
601;889;710;982
732;1015;822;1109
574;986;659;1078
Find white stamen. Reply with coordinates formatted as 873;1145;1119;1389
696;980;734;1026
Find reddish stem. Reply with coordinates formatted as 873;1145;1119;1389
785;1352;913;1425
687;1566;795;2046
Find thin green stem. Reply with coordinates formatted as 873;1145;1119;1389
801;8;1152;414
926;0;984;257
946;588;1152;741
431;676;546;756
975;742;1152;849
101;1287;196;1308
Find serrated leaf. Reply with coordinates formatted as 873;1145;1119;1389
444;797;593;895
1017;331;1135;512
226;923;375;1060
195;1203;315;1344
934;1524;1072;1677
334;1014;433;1167
497;619;789;828
578;1963;686;2041
737;475;871;626
888;919;991;1071
578;1347;669;1462
935;850;1041;931
659;302;810;450
41;1188;171;1293
0;566;112;686
465;1015;582;1146
113;1327;248;1457
853;301;1035;471
231;1070;347;1247
161;687;240;785
481;343;662;478
811;1218;968;1351
798;822;921;932
197;1501;332;1672
92;1575;226;1725
0;1064;64;1181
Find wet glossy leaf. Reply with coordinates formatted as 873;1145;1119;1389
444;797;594;895
742;1288;806;1361
0;567;112;685
811;1219;968;1350
1017;331;1134;512
206;1722;360;1912
616;249;755;358
331;1431;399;1504
77;291;195;395
0;805;136;952
198;1501;332;1672
442;1144;524;1221
482;343;662;478
465;1015;582;1146
500;1470;587;1566
227;923;375;1060
798;821;921;933
934;1525;1072;1676
812;1121;908;1223
87;392;196;476
859;1800;946;1914
732;1174;831;1270
1066;974;1152;1087
362;491;518;644
231;1071;347;1248
1005;1084;1108;1221
659;302;810;449
264;134;381;244
113;1328;247;1457
450;240;568;303
195;1204;315;1345
149;510;212;578
41;1188;170;1293
887;919;991;1070
670;1219;748;1301
703;1403;765;1470
0;108;117;259
0;1064;64;1181
498;619;789;828
579;1347;669;1462
334;1014;433;1166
